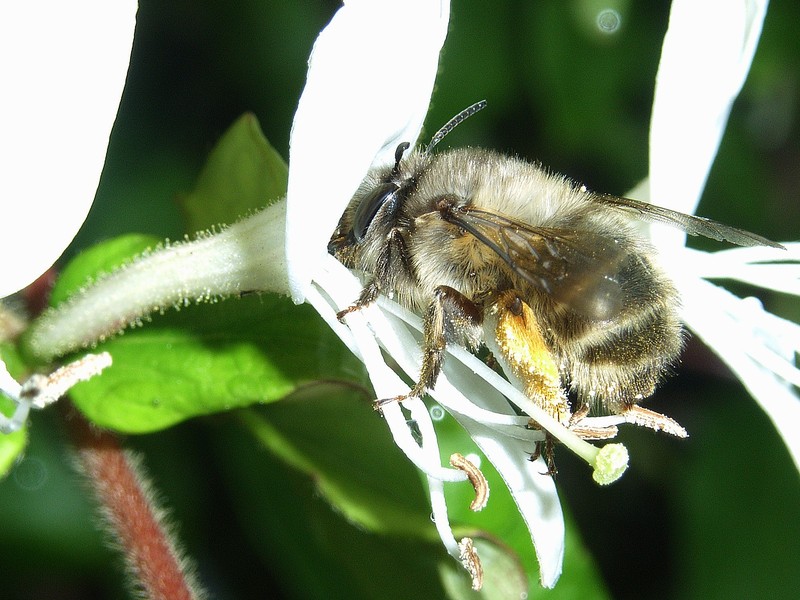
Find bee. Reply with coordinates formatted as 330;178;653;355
328;101;782;444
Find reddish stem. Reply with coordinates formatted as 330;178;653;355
66;408;202;600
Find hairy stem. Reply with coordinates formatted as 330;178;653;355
28;200;288;363
66;407;205;600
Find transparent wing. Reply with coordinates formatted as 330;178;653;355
592;193;784;249
445;207;631;321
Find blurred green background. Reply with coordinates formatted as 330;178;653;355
2;1;799;598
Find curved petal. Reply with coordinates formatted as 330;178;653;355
680;276;800;471
285;0;450;302
312;254;566;585
455;416;564;588
648;0;768;248
0;1;137;298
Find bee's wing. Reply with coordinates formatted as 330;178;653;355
592;193;784;249
448;207;631;321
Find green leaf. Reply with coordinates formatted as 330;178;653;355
214;408;448;599
238;383;434;537
179;113;288;232
37;234;363;433
65;291;363;433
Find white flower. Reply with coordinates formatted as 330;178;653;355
290;0;799;589
286;0;619;590
641;0;800;472
0;2;135;430
0;1;137;299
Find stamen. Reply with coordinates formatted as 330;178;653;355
458;537;484;591
474;335;630;483
450;452;489;511
1;352;112;434
22;352;112;409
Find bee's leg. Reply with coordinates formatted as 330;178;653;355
528;435;558;476
377;285;483;406
492;290;571;423
336;280;380;321
491;290;570;475
569;404;591;424
568;424;620;440
337;229;409;321
567;404;620;440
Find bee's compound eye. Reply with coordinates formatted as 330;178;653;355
353;182;399;242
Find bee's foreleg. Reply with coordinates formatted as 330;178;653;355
337;229;408;322
336;280;380;322
377;285;482;406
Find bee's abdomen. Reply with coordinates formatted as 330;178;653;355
556;255;684;412
573;309;683;410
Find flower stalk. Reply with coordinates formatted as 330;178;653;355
26;201;289;363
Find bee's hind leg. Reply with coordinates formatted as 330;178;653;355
375;285;483;408
492;290;572;422
528;434;558;476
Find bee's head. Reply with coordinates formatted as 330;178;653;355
326;141;417;258
349;141;413;243
328;100;487;255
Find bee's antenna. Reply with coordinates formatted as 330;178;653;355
391;142;411;178
425;100;487;155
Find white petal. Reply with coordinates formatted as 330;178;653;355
680;277;800;471
313;256;565;585
455;415;564;588
649;0;768;248
309;255;466;561
0;1;137;298
0;359;22;399
285;0;450;303
437;353;564;588
684;243;800;296
309;256;465;482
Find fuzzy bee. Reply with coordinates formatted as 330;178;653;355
328;102;782;443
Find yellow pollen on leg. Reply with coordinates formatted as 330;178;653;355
494;292;570;422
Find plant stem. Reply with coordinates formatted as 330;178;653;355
65;406;204;600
